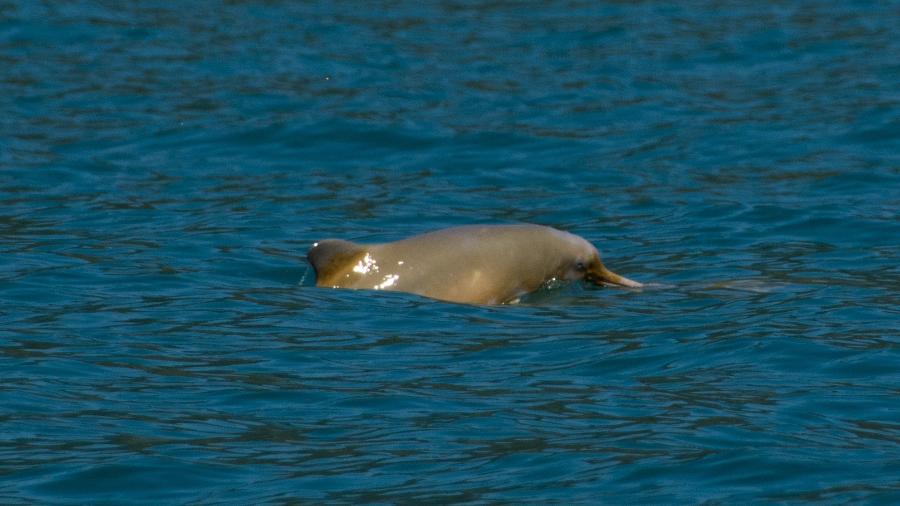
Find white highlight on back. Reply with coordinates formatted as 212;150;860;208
353;253;378;274
375;274;399;290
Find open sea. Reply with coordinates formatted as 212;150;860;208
2;0;899;503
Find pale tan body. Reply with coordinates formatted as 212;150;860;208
308;224;641;305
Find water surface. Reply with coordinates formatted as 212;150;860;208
2;0;899;503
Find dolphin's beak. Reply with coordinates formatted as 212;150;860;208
588;263;643;288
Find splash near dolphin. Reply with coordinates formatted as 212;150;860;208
308;224;642;305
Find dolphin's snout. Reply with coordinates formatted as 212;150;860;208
590;264;643;289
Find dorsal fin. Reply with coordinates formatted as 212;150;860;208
307;239;366;287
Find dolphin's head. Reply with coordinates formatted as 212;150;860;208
560;234;642;289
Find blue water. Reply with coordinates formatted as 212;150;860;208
2;1;899;503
